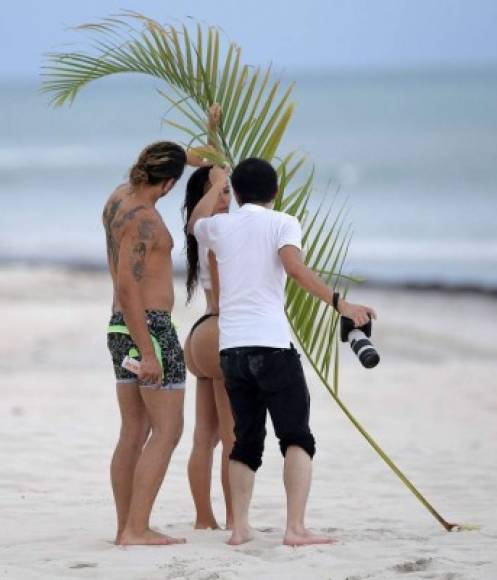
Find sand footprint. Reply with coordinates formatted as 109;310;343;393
392;557;432;573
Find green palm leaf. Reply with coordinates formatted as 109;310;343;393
41;12;460;532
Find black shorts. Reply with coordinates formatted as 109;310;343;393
107;310;186;390
220;344;315;471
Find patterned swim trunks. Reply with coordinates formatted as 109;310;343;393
107;310;185;390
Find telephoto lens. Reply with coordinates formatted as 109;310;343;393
340;316;380;368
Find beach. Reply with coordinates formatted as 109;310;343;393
2;3;497;578
1;265;496;580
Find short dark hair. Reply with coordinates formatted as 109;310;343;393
231;158;278;204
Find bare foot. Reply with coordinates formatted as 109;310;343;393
227;527;253;546
194;519;220;530
118;528;186;546
283;528;335;547
114;526;126;545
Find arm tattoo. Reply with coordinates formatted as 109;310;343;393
113;205;147;229
138;218;156;241
103;199;122;269
131;218;156;280
131;241;147;281
102;201;150;270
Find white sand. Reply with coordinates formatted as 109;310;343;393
1;266;496;580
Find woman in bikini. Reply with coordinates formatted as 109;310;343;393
183;104;235;529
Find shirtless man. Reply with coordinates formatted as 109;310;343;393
103;141;205;546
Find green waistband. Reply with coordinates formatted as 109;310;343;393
107;324;163;369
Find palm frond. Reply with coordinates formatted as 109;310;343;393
42;12;346;385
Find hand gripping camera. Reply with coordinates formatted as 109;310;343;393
340;316;380;369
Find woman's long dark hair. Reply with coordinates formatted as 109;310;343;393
182;166;211;302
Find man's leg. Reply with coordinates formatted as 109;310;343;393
187;377;220;529
119;387;185;545
220;350;266;545
225;389;265;546
284;446;311;532
282;446;332;546
111;383;150;544
227;460;255;545
260;349;333;546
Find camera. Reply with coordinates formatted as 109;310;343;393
340;316;380;368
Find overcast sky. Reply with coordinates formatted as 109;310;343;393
1;0;497;77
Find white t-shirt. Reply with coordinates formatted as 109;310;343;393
193;203;302;350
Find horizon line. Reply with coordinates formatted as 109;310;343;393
4;61;497;84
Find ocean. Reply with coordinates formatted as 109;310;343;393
1;68;496;289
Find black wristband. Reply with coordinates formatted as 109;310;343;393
332;291;340;311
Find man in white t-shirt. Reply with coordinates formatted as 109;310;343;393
189;158;376;546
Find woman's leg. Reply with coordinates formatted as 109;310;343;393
213;378;235;529
185;332;220;529
188;377;220;529
190;317;235;529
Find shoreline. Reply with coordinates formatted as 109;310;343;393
2;258;497;298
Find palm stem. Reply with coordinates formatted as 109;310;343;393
286;314;457;531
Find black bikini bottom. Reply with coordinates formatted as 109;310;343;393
189;313;218;338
